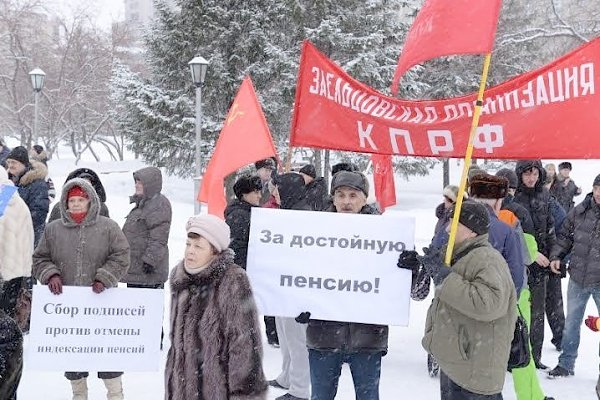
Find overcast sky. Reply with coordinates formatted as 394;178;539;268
48;0;125;29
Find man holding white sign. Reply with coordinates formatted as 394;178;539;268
33;178;130;400
247;170;414;400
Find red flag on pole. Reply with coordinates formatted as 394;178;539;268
391;0;502;95
198;77;277;217
372;154;396;212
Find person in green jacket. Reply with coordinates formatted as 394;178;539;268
421;201;517;399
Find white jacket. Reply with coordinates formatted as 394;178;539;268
0;167;34;281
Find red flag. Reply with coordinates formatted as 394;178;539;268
391;0;502;95
198;77;277;217
372;154;396;212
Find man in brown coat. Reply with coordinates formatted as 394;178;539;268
33;178;130;400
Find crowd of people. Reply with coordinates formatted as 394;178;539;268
0;141;599;400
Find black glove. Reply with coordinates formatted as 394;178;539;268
397;250;420;273
419;246;450;286
295;312;311;324
142;263;155;274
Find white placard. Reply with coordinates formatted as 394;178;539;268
27;286;164;371
246;208;415;326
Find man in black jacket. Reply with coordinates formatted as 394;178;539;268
513;160;556;370
224;174;262;269
305;171;387;400
548;174;600;381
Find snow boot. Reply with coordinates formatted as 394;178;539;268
70;378;88;400
103;376;124;400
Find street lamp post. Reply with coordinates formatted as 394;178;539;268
29;68;46;145
188;56;209;215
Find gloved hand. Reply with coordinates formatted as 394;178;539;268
48;274;63;295
142;263;155;274
419;246;450;286
585;315;600;332
397;250;420;273
92;281;105;294
295;312;311;324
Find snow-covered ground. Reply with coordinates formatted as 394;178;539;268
14;145;600;399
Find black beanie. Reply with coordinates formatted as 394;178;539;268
451;200;490;235
255;158;276;170
6;146;29;166
593;174;600;187
495;168;518;189
233;174;262;200
299;164;316;179
558;162;572;171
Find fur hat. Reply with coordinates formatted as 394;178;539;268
67;185;89;199
186;214;231;252
558;161;572;171
331;162;358;176
495;168;518;189
233;174;262;200
451;200;490;235
469;173;508;199
6;146;29;166
443;185;459;203
330;171;369;197
593;174;600;187
299;164;316;179
254;158;276;171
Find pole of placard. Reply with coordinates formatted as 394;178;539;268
444;53;493;266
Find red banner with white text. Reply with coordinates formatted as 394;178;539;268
290;39;600;159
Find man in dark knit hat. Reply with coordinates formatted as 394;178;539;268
255;158;277;205
551;161;581;213
5;145;49;247
421;200;517;399
224;174;262;269
298;164;328;211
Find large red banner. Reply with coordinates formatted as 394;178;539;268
290;40;600;159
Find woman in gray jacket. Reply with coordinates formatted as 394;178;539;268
33;178;130;400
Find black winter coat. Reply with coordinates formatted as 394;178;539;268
0;310;22;399
501;194;535;235
550;178;580;213
514;160;556;282
551;193;600;287
304;178;328;211
10;161;49;246
224;200;255;269
306;204;389;354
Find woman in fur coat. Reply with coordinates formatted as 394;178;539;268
165;214;267;400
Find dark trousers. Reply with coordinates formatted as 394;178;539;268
308;349;382;400
528;268;548;363
127;283;164;348
0;277;24;318
440;371;502;399
264;316;278;344
65;371;122;381
545;272;565;348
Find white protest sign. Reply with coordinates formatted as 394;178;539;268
27;286;164;371
246;208;415;326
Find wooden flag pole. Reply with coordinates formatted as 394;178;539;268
444;53;493;266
